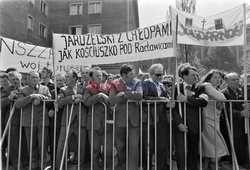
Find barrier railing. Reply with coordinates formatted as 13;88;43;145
0;99;249;170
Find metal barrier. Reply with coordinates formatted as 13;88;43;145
1;99;250;170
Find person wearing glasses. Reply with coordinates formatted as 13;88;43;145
173;63;208;170
163;75;174;97
142;63;173;170
220;72;249;168
80;66;91;86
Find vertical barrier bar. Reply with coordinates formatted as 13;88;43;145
169;107;173;170
78;103;81;170
59;104;74;170
184;103;187;170
229;102;233;142
91;105;94;170
140;102;143;170
17;109;23;170
199;107;202;170
223;103;239;170
6;104;13;170
214;102;218;170
126;101;129;170
65;104;69;169
229;102;235;168
53;103;57;170
247;115;250;170
147;103;150;170
112;105;117;170
0;105;16;170
247;116;250;169
0;94;2;170
242;3;250;166
6;121;11;170
103;102;107;170
29;103;34;170
41;101;46;170
154;102;157;170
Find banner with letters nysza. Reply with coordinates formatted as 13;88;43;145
172;4;244;46
53;20;174;67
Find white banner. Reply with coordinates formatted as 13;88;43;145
0;37;87;73
0;37;52;73
172;4;244;46
53;21;174;66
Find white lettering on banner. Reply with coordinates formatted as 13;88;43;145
178;23;243;42
172;4;244;46
53;21;174;66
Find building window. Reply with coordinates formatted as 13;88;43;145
69;25;82;35
88;1;102;14
88;24;102;34
39;23;47;38
27;15;34;31
41;0;48;16
28;0;35;5
69;3;83;16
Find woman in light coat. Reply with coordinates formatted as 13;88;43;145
200;69;229;170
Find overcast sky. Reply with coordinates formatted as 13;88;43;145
138;0;249;28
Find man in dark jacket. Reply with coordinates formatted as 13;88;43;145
83;68;112;170
40;67;55;166
142;63;173;170
46;73;65;166
56;70;87;170
0;73;11;167
173;63;208;170
15;71;51;170
2;71;29;168
221;72;248;167
109;64;142;170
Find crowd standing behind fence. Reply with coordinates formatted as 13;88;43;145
1;64;250;170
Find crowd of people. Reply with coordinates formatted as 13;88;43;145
1;63;250;170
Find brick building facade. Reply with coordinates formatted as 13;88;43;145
0;0;139;74
0;0;51;47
